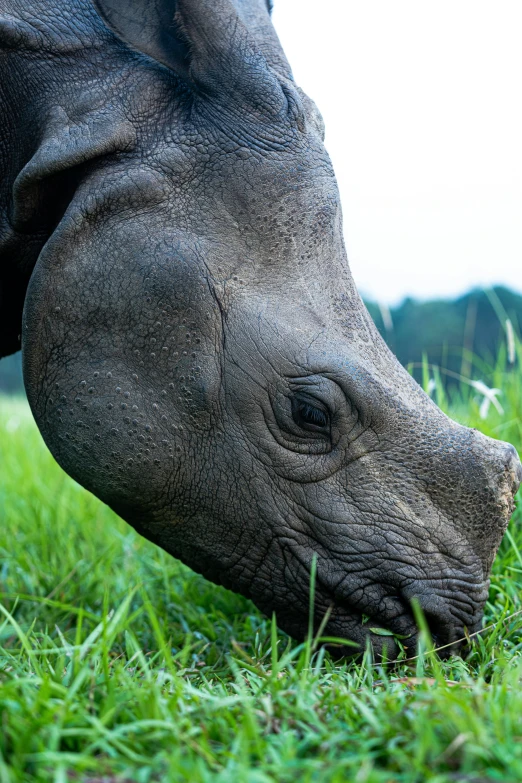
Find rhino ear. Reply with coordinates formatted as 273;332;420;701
233;0;292;80
94;0;292;116
92;0;192;82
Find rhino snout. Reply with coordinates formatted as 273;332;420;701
392;437;521;655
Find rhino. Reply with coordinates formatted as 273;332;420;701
1;0;520;658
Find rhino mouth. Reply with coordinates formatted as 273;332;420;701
315;577;488;662
323;601;472;662
320;595;417;662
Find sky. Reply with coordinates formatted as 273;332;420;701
271;0;522;305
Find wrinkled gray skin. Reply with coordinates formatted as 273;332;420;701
1;0;521;658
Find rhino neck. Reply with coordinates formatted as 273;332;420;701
0;3;138;358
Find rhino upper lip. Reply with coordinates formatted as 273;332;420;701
317;570;486;655
316;576;416;640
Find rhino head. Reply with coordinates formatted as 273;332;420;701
20;0;521;657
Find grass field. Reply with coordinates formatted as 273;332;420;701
1;355;522;782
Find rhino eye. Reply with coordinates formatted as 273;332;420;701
292;397;330;433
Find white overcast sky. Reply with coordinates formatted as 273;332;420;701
272;0;522;305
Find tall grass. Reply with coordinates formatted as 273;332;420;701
1;340;522;781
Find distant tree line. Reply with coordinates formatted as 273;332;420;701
1;286;520;395
365;285;521;384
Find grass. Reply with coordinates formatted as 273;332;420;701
1;351;522;782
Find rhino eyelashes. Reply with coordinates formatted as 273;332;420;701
291;397;330;434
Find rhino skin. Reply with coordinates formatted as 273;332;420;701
1;0;521;658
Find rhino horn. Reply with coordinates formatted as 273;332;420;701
93;0;291;115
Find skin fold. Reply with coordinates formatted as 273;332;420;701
1;0;520;658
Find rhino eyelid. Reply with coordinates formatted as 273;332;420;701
291;392;329;415
289;380;341;415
